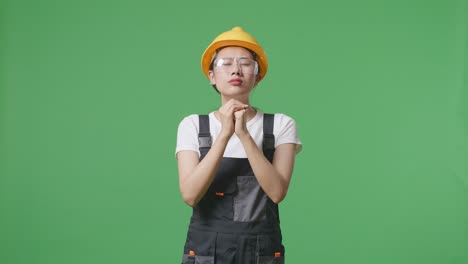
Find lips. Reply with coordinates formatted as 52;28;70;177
228;78;243;85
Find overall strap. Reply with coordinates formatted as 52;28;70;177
263;113;275;162
263;113;279;223
198;115;212;159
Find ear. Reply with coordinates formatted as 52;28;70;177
209;70;216;85
255;74;262;85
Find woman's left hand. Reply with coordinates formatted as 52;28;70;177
234;109;249;137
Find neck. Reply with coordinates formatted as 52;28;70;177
220;94;250;105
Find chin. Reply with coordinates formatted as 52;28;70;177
222;88;251;96
228;84;253;90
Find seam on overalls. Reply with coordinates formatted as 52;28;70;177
214;231;218;263
255;235;260;260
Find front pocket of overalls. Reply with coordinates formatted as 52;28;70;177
257;255;285;264
233;176;267;222
182;254;215;264
256;233;285;264
182;229;216;263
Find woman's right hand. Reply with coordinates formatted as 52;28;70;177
216;99;249;139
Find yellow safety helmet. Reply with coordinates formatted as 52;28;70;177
201;26;268;81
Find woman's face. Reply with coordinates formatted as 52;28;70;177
209;46;259;97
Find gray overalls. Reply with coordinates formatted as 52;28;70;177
181;113;285;264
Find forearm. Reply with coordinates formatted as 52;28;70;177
238;133;288;203
180;135;230;207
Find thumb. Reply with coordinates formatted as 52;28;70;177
234;109;246;119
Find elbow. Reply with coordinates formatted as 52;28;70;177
271;178;291;204
183;197;197;207
180;183;199;207
270;190;287;204
271;196;284;204
183;198;196;207
181;192;198;207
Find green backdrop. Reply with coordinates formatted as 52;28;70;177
1;0;467;263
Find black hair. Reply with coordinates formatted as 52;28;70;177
209;47;259;94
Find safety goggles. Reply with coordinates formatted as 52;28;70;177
213;57;259;75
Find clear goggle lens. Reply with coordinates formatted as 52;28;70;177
214;57;258;75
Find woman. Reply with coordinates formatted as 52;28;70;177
176;26;302;264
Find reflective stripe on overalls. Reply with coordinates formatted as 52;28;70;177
181;113;285;264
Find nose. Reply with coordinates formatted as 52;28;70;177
231;61;242;76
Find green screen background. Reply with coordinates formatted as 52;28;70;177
1;0;467;263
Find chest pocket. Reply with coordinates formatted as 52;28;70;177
234;175;267;222
194;179;237;220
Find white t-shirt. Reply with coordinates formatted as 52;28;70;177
175;110;302;158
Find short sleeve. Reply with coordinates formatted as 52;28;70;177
274;114;303;154
175;115;200;158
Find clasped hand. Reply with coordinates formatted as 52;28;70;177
217;99;250;139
